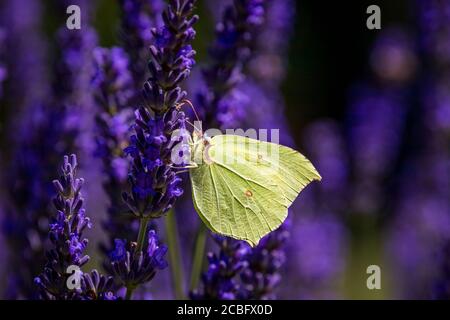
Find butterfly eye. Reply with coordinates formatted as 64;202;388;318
203;135;212;145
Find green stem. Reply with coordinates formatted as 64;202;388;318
125;286;134;300
189;222;207;291
125;217;150;300
165;209;186;299
136;217;150;252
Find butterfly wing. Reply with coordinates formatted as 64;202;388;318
211;135;322;207
190;134;321;246
190;158;288;247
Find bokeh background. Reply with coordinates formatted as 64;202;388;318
0;0;449;299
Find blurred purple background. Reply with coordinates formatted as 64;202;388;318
0;0;449;299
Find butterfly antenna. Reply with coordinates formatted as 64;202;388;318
176;99;200;122
186;119;202;133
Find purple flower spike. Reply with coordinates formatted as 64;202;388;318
191;236;250;300
80;270;117;300
123;0;198;219
92;46;138;270
120;0;165;86
35;155;115;300
199;0;266;129
238;222;290;299
110;230;168;288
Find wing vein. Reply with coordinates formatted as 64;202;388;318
209;165;222;232
214;166;250;241
240;178;276;234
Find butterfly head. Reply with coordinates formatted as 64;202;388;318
191;131;214;165
203;133;212;145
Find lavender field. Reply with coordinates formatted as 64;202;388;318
0;0;449;300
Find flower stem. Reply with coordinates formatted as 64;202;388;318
125;217;150;300
125;286;134;300
136;216;150;252
189;222;207;291
165;209;186;299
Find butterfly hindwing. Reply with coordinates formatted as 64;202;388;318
190;163;288;246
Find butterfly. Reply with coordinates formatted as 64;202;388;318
186;128;321;247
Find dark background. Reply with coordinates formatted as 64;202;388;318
0;0;433;300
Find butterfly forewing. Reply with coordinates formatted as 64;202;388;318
211;135;321;206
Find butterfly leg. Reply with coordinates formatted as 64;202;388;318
169;163;198;170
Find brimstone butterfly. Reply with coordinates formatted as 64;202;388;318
187;128;321;247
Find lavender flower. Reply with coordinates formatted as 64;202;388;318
415;0;450;298
3;3;97;298
120;0;164;86
346;30;414;215
302;121;350;210
417;0;450;68
289;214;347;299
0;0;49;116
237;80;294;147
92;47;137;262
107;0;198;299
239;223;289;300
79;270;117;300
4;103;60;298
122;0;198;219
198;0;265;129
205;0;233;22
110;230;168;289
191;236;250;300
123;108;188;218
34;155;90;299
423;79;450;136
388;151;450;298
34;155;115;300
384;1;450;298
348;87;406;175
53;25;97;153
237;0;296;144
282;121;348;299
1;0;51;298
247;0;295;88
417;0;450;137
93;47;134;184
